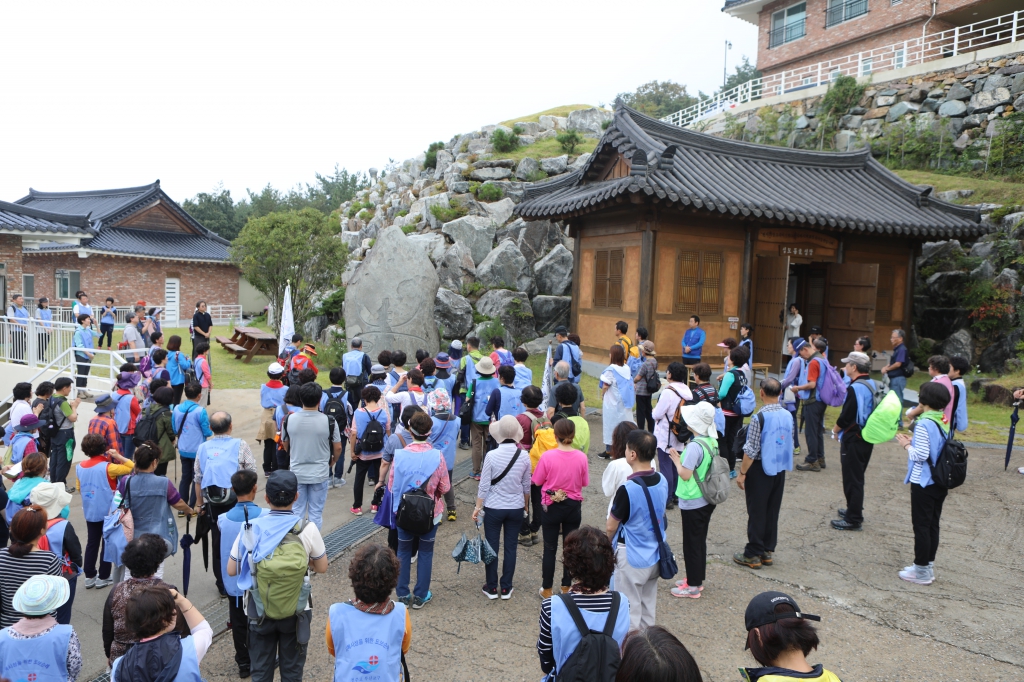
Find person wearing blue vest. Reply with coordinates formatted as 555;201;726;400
120;443;196;564
486;365;525;420
258;362;288;476
342;336;372;415
110;584;213;682
948;356;970;434
794;338;829;472
551;327;583;385
114;371;142;462
219;469;263;678
35;297;53;361
0;575;82;682
73;314;101;391
831;352;877;532
605;429;667;630
76;433;135;590
512;347;533;389
457;338;484;448
734;378;793;571
779;338;805;460
681;315;705;368
172;383;211;511
30;482;81;625
428;389;461;523
537;525;630;679
6;293;29;364
433;352;457;397
895;381;952;586
738;323;754;359
100;296;117;350
72;291;93;319
195;411;258;597
467;356;500;480
326;543;411;682
165;335;193;406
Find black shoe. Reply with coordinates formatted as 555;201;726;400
598;451;611;460
239;667;251;679
218;585;228;598
831;519;862;531
666;497;677;510
837;508;848;519
819;458;826;469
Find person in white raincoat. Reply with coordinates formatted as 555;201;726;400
600;344;636;452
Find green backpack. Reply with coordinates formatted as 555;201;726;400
862;390;902;444
247;521;312;622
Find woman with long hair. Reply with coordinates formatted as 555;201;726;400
600;345;635;456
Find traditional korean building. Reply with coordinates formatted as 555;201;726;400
515;103;987;371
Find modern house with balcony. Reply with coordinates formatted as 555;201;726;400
724;0;1018;77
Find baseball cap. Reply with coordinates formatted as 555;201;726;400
744;591;820;643
809;325;823;334
265;470;298;506
553;325;569;336
791;338;808;353
268;362;285;375
840;351;871;366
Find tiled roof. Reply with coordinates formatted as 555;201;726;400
28;228;231;262
15;182;160;222
515;103;985;240
0;200;94;235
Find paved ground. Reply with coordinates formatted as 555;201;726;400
189;410;1024;682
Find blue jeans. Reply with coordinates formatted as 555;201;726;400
397;523;438;599
889;375;907;426
483;507;523;592
120;434;136;462
332;439;348;479
293;481;329;530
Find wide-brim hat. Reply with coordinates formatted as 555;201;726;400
30;482;72;521
427;387;452;415
13;575;70;616
841;351;871;366
640;341;656;356
434;353;451;369
16;414;40;432
489;415;524;443
678;401;718;438
117;372;140;390
94;393;118;413
302;344;317;356
475;356;496;375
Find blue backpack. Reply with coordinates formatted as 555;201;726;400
735;385;757;417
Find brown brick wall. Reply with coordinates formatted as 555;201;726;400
756;0;995;74
0;235;25;305
23;252;239;322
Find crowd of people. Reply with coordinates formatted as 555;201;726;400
0;309;978;682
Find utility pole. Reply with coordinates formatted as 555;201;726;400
723;40;733;88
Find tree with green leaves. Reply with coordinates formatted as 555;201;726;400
617;80;699;119
181;185;249;240
719;56;761;95
230;208;349;331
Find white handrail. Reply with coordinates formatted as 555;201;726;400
662;8;1024;129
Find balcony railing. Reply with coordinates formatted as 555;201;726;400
661;8;1024;129
826;0;868;28
769;19;807;48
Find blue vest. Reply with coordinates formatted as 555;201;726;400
114;393;133;434
353;409;388;455
430;415;460;471
12;305;29;320
497;385;525;418
219;502;264;597
343;351;367;380
74;303;93;318
74;327;95;350
260;384;288;409
174;403;206;454
513;365;533;390
0;623;73;682
196;436;241;490
464;355;480;386
102;494;129;566
101;306;116;324
549;594;630;675
329;602;406;682
560;342;582;383
782;356;803;406
850;379;877;428
390;448;442;515
78;461;115;522
11;432;35;463
37;308;53;327
758;409;794;476
472;377;499;424
126;472;177;555
905;417;946;487
952;379;968;433
111;635;202;682
797;358;812;401
618;476;668;569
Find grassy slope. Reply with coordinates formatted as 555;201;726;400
893;169;1024;206
494;136;599;164
499;105;595;128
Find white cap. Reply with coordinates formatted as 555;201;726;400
678;401;718;439
268;362;285;375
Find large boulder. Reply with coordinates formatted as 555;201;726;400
938;100;967;118
476;240;535;294
343;225;441;357
475;289;538;345
993;267;1019;291
531;296;572;334
917;240;964;270
534;244;574;296
540;155;569;175
405;232;448;264
538;115;568;131
941;328;974;364
967;88;1012;114
442;216;497;266
517;219;564;264
515;157;539;180
434;288;474;340
422;192;451;229
945;82;973;101
568;108;613;135
925;270;970;306
436;242;477;292
482;197;515;226
433;150;454;180
979;328;1024;373
470;167;513;182
886;101;919;122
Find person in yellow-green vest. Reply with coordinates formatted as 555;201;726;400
740;591;843;682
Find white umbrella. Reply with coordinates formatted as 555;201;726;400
278;282;295;355
541;343;554;412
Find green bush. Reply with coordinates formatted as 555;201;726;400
557;131;584;154
357;209;375;222
491;128;521;153
424;141;446;169
462;281;485;297
395;209;409;218
601;119;612;130
476;183;504;202
401;224;416;234
480;318;506;342
990;205;1015;224
526;170;549;182
314;288;346;318
430;200;469;224
512;125;524;135
346;200;373;219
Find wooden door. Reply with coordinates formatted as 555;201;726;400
824;263;878;363
753;255;789;374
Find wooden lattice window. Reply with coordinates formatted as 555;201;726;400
593;249;623;309
675;250;722;315
876;265;894;321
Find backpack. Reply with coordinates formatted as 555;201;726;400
644;363;661;394
734;385;756;417
553;592;623;682
562;343;582;380
38;398;60;440
667;388;689;440
357;411;386;454
396;474;441;536
134;405;169;446
902;356;916;378
811;358;847;408
927;426;968;490
526;411;552;440
323;388;349;428
247;520;312;622
692;436;731;505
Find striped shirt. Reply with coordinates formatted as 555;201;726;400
0;548;62;626
909;426;931;484
537;592;616;673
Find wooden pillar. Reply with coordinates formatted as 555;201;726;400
836;238;845;264
569;221;582;334
740;227;753;322
904;242;918;332
637;214;656;333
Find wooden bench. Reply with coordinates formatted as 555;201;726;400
215;336;233;348
224;343;248;359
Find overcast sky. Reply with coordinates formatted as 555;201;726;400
0;1;756;205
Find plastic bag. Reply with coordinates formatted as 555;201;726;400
862;390;901;444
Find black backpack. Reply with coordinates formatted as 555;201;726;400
134;405;170;446
357;411;386;454
40;397;62;439
323;388;349;428
927;428;968;490
902;357;916;378
554;593;623;682
645;366;660;394
396;458;441;536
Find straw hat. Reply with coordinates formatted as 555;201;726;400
475;356;496;375
489;415;524;443
13;575;70;616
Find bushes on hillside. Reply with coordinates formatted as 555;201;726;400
424;141;446;169
557;131;584;154
491;128;520;153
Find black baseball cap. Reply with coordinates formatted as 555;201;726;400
744;591;820;644
553;326;569;336
808;325;823;335
265;470;298;504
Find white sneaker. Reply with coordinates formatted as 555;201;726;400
898;564;934;585
85;577;97;589
336;477;346;487
93;578;114;589
902;561;935;578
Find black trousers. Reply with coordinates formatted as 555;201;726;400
76;354;91;388
172;383;184;406
541;499;582;589
635;394;654;432
840;436;873;525
352;459;381;509
911;483;947;566
228;596;250;669
83;520;111;580
208;501;234;592
248;614;307;682
520;484;544;536
803;400;826;462
723;415;744;472
680;504;715;587
744;460;786;558
49;432;74;484
262;439;277;475
178;458;197;507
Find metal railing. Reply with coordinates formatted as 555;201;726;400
662;8;1024;128
0;316;82;367
769;19;807;49
208;305;242;326
826;0;868;28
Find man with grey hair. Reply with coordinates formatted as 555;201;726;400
194;410;258;596
831;352;877;531
548;360;586;419
343;336;372;413
881;329;909;427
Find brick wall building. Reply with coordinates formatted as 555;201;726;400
724;0;1004;76
0;181;237;325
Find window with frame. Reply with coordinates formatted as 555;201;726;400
860;56;873;76
22;274;34;300
826;0;868;28
55;269;80;300
770;2;806;48
593;249;623;309
675;250;722;315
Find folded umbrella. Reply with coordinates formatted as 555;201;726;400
179;516;194;597
1006;401;1020;471
194;505;212;571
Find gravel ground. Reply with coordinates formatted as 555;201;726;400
199;414;1024;682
